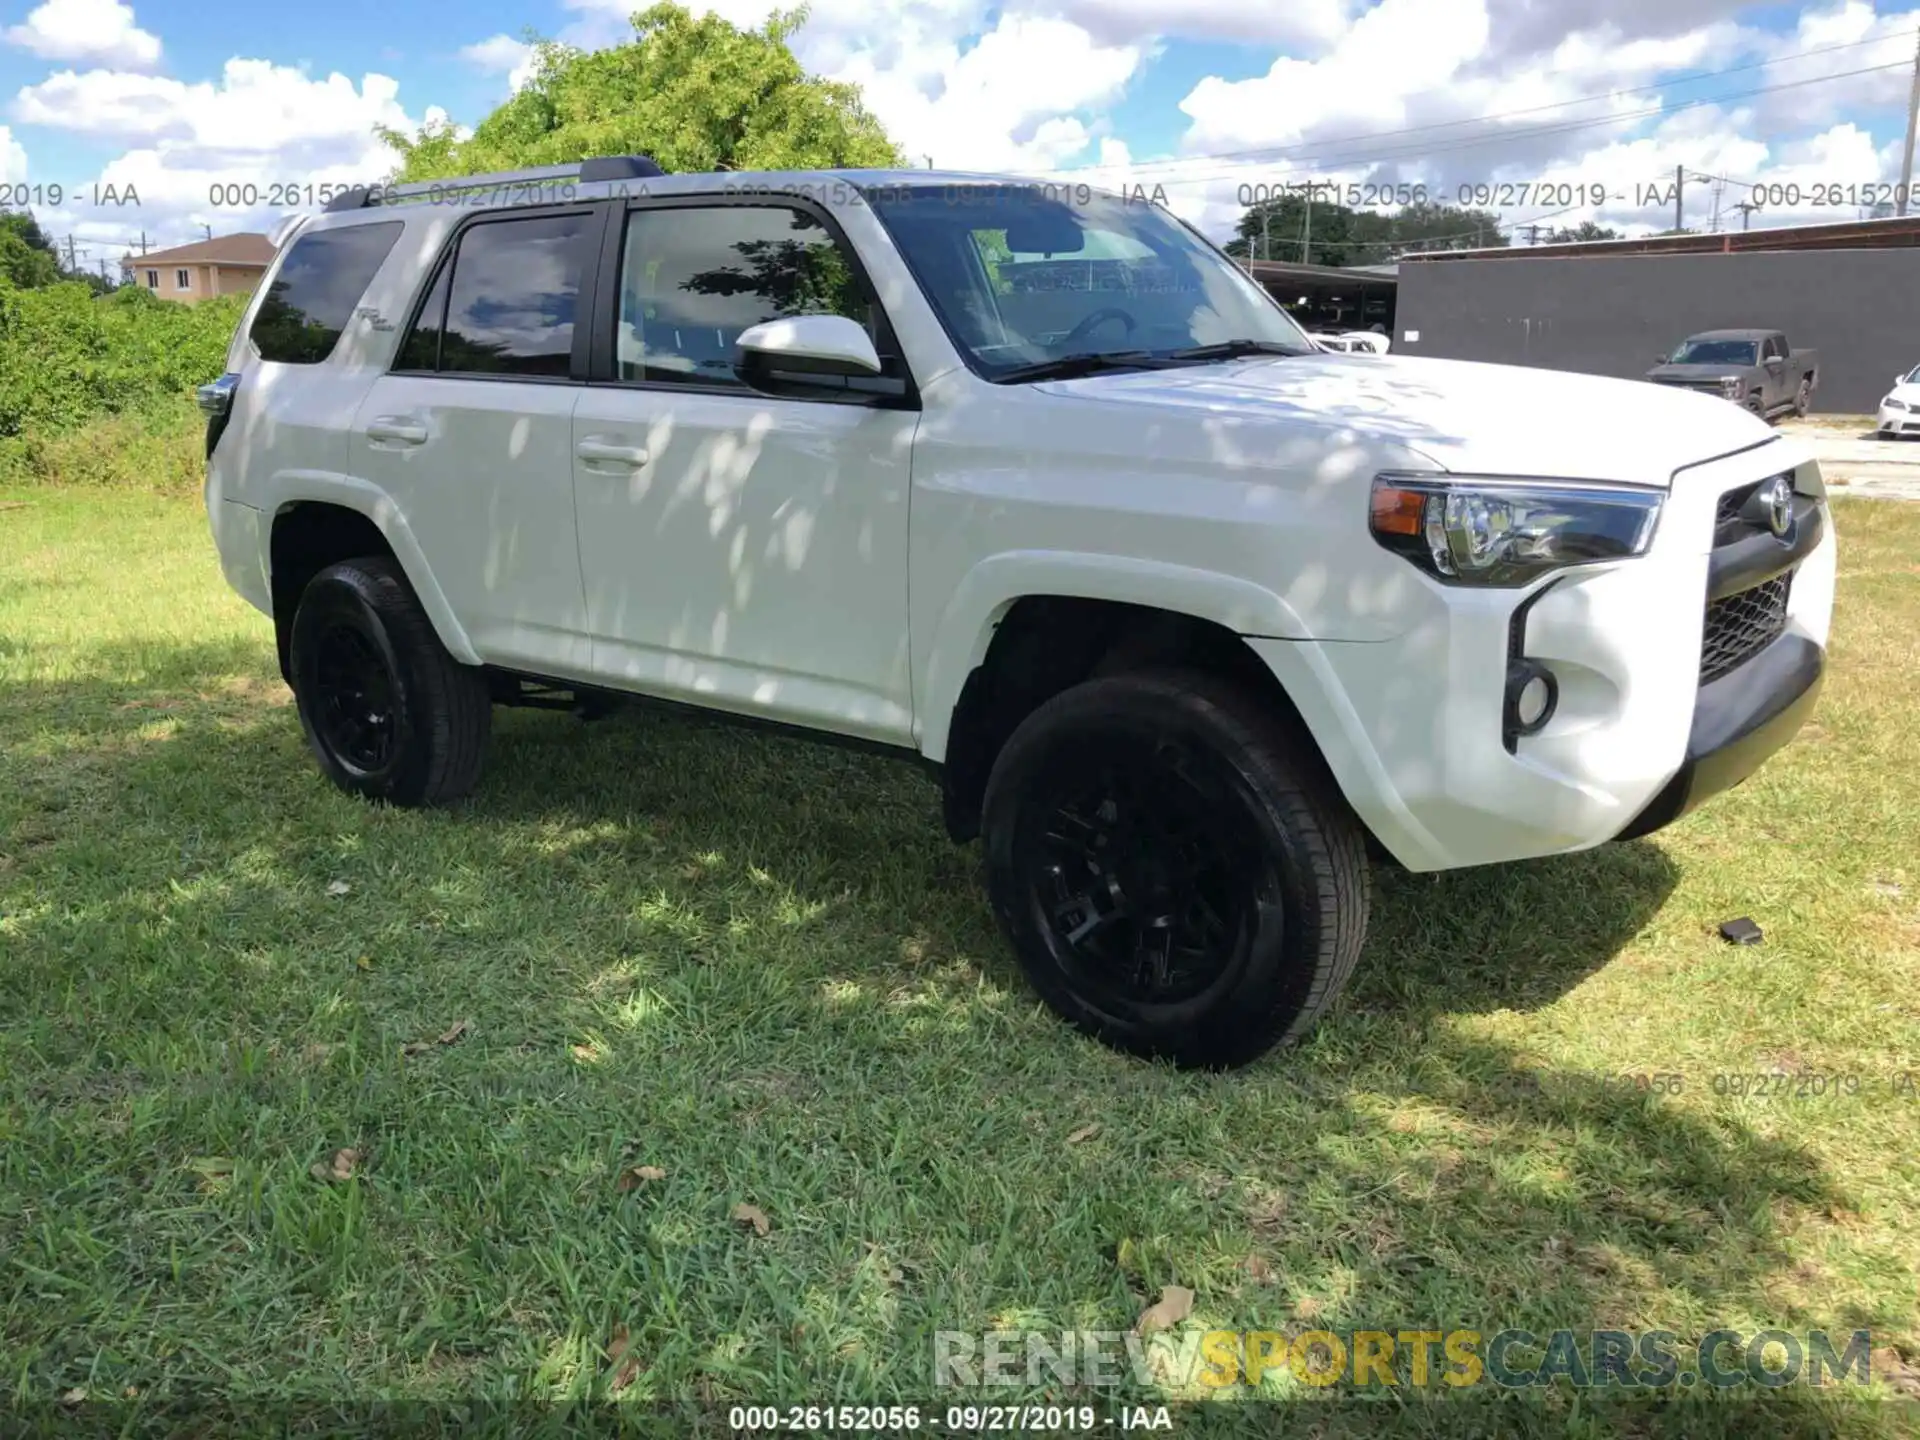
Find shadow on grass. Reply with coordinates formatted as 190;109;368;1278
0;652;1898;1434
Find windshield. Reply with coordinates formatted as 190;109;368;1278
1907;366;1920;384
864;185;1311;379
1670;339;1758;366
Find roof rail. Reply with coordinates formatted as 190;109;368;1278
322;155;666;213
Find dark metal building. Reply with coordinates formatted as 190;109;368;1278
1245;259;1398;333
1394;216;1920;415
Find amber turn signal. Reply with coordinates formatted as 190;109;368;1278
1370;485;1426;537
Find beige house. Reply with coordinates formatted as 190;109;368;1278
122;233;276;302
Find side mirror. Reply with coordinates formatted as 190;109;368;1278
736;315;883;383
1765;355;1784;370
1654;353;1670;365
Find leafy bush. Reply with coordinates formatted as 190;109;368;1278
0;281;245;439
0;398;204;491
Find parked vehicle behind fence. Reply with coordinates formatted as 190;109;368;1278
1647;329;1818;421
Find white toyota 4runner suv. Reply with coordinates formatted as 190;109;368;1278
202;158;1836;1069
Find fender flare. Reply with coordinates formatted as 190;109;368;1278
916;550;1310;762
265;472;481;666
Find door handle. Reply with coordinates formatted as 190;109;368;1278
575;438;651;468
366;416;428;446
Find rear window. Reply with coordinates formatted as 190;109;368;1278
248;222;403;365
400;212;591;378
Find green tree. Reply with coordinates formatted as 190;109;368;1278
0;211;63;289
381;4;901;181
1226;192;1509;266
1541;221;1621;243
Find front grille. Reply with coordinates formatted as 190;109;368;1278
1701;572;1792;684
1716;479;1763;527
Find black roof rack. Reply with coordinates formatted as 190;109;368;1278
322;155;666;212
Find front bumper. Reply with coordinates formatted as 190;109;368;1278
1616;630;1823;839
1879;405;1917;435
1249;441;1836;872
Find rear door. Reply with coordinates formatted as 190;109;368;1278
350;207;602;677
567;199;919;744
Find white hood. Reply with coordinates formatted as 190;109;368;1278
1039;352;1777;488
1886;379;1920;407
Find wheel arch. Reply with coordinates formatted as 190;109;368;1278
927;562;1359;847
267;485;478;682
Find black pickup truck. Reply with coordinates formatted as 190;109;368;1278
1646;329;1819;419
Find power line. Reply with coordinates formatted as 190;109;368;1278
1095;58;1914;189
1042;31;1917;183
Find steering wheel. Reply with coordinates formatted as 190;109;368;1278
1060;306;1138;348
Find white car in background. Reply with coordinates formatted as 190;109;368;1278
1878;365;1920;438
1312;332;1389;355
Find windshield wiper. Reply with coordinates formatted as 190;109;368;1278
1163;339;1307;362
991;351;1166;384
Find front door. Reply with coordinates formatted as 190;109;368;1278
570;202;918;744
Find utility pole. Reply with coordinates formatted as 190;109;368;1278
63;234;77;270
201;223;213;240
1261;206;1270;263
1300;182;1313;264
1899;27;1920;217
1734;200;1763;230
1674;163;1685;233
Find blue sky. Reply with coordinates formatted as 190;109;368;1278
2;0;1917;270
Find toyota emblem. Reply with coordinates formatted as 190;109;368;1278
1762;475;1794;539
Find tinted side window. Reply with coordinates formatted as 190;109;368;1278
438;213;590;378
394;260;450;372
615;206;870;386
249;222;402;365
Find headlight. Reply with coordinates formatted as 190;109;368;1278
1370;475;1664;587
1888;397;1909;412
1720;376;1744;397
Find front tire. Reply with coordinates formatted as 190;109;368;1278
1793;378;1812;418
980;671;1370;1069
289;557;491;807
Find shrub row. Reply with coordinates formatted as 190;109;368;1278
0;281;245;439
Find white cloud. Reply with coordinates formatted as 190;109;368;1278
3;0;160;71
829;13;1141;170
15;59;438;255
0;125;25;183
1051;0;1920;240
1049;0;1357;51
460;33;539;93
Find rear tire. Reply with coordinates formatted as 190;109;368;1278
980;670;1369;1069
289;557;491;807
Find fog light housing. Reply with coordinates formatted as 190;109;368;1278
1505;661;1559;743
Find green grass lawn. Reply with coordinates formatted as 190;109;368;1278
2;486;1917;1436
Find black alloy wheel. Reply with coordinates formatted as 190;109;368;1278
982;670;1370;1069
1018;730;1265;1011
